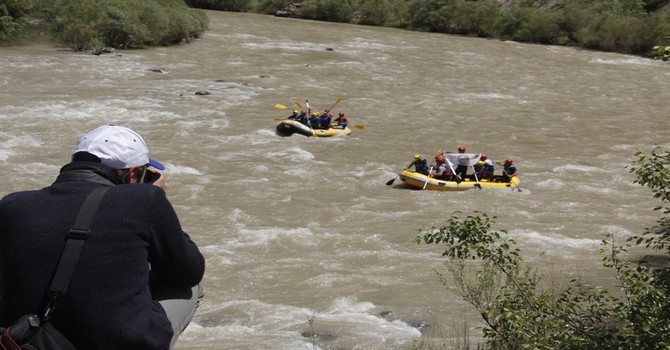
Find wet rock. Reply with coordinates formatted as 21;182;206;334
300;331;338;342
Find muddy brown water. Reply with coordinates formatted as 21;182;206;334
1;10;669;350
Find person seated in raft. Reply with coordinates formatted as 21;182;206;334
309;112;321;128
473;160;485;180
494;158;518;182
430;154;451;180
333;112;349;129
479;154;495;180
318;109;333;129
404;154;429;175
454;146;468;179
297;110;309;125
288;109;299;120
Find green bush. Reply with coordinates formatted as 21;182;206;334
551;1;595;45
162;6;208;45
446;1;501;37
255;0;292;15
407;0;454;33
300;0;355;23
0;0;31;41
48;0;207;51
416;147;670;348
358;0;393;26
60;21;101;52
514;9;563;44
5;0;669;57
579;14;653;53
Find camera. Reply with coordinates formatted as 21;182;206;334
143;168;160;183
136;166;160;184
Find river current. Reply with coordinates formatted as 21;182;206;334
1;10;669;350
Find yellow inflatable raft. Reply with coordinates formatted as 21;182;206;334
275;120;352;137
398;169;521;191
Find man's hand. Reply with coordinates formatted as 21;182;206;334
147;166;167;190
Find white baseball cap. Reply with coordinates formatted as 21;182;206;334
73;124;165;170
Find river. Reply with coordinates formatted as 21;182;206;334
1;10;669;350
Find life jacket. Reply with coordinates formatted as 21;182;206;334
320;115;331;128
433;163;450;179
501;164;517;181
415;159;428;173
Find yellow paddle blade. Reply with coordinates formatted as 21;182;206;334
294;101;303;109
353;124;364;129
273;117;283;121
275;103;288;109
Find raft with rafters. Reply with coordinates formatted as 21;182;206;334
275;119;352;137
397;169;520;191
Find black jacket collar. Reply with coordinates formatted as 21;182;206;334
55;161;122;186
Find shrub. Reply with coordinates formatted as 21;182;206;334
445;1;501;37
300;0;355;23
407;0;454;33
358;0;393;26
416;147;670;348
255;0;293;15
49;0;207;51
0;0;30;42
493;5;534;40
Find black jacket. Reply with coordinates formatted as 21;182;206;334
0;162;205;349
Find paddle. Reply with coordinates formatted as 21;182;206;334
445;159;462;184
386;176;399;186
499;168;522;192
501;167;522;191
328;97;344;111
275;103;288;110
273;117;283;121
422;167;434;190
353;124;364;129
387;159;415;186
471;165;482;189
294;101;303;109
300;100;316;136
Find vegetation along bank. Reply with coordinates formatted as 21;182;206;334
1;0;670;59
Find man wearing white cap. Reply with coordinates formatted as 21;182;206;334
0;124;205;349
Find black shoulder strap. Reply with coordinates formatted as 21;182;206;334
43;186;110;318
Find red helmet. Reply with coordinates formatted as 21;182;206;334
436;155;446;164
458;147;465;153
505;159;513;165
301;110;307;114
480;154;487;160
338;112;344;116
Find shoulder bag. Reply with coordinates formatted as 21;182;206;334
0;186;110;350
